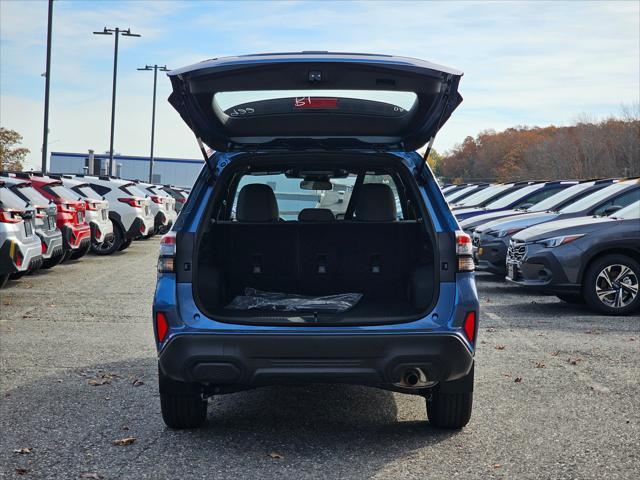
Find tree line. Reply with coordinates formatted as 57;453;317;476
435;109;640;183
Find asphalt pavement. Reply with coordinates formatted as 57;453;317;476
1;238;638;479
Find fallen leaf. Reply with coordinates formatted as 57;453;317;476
495;345;506;350
113;437;136;446
514;377;523;383
492;464;502;469
480;340;487;345
503;373;512;378
550;350;560;356
88;378;111;386
13;447;32;454
123;426;130;431
80;474;103;479
630;338;635;341
487;328;496;333
537;333;546;337
567;358;582;365
269;452;284;460
132;379;144;387
15;468;29;475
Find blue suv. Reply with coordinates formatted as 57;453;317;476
153;53;479;429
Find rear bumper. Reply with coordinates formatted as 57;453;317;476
158;332;474;389
62;224;91;250
37;228;63;260
88;215;114;244
475;238;508;275
125;216;154;239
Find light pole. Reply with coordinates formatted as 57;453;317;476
93;27;141;175
137;65;169;183
41;0;54;173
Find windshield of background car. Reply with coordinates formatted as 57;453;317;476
14;184;50;206
76;185;102;200
485;184;541;209
559;183;630;213
528;183;594;212
0;186;28;209
455;184;512;206
613;201;640;219
49;184;81;201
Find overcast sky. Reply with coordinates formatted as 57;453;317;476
1;0;638;170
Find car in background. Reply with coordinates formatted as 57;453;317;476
471;178;619;275
442;183;469;197
506;201;640;315
456;181;577;225
133;181;177;234
451;181;534;210
74;175;155;253
2;176;64;269
52;175;114;255
12;173;91;261
161;185;189;213
0;180;43;287
445;183;489;204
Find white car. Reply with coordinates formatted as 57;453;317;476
53;175;114;255
134;181;177;234
73;175;155;253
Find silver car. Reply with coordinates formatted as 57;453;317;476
54;176;114;254
2;176;65;268
0;181;43;287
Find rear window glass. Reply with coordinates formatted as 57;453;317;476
120;184;148;197
75;185;102;200
13;185;49;206
48;184;81;201
614;201;640;219
215;90;417;116
231;172;403;221
0;186;28;209
528;183;593;212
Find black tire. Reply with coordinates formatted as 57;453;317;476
9;271;26;280
69;242;91;260
426;390;473;429
0;274;9;289
91;223;122;255
61;249;73;263
158;368;207;429
118;238;133;251
582;254;640;315
42;252;64;269
556;293;584;304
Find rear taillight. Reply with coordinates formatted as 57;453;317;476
157;232;176;273
462;311;477;344
0;208;22;223
85;201;98;211
118;197;142;208
176;198;186;204
456;230;475;272
150;195;163;204
155;312;169;343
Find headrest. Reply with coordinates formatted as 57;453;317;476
298;208;336;222
354;183;397;222
236;184;279;222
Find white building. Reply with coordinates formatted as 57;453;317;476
49;151;204;188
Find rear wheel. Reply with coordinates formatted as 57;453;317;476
426;391;473;429
0;274;9;289
69;242;91;260
556;293;584;304
42;251;64;269
9;271;26;280
91;223;122;255
118;238;133;251
582;254;640;315
158;368;207;429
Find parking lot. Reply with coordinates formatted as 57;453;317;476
1;239;638;479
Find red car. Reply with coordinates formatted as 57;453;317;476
16;174;91;260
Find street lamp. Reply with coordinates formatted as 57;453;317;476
93;27;141;175
137;65;169;183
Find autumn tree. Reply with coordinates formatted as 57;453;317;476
0;127;29;171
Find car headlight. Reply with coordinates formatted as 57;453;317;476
537;234;584;248
496;227;524;238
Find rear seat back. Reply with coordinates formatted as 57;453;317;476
211;221;422;299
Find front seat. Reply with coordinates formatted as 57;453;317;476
354;183;397;222
236;184;279;222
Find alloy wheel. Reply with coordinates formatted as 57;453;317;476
595;264;638;308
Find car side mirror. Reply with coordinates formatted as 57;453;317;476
602;205;622;216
